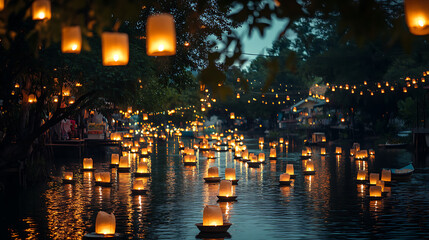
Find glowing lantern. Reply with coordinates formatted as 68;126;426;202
218;180;234;198
376;180;385;192
286;164;295;177
133;180;145;190
52;96;59;103
110;132;122;141
403;87;408;93
202;205;223;226
259;137;264;145
280;173;290;182
62;26;82;53
207;151;216;159
102;32;129;66
355;150;368;160
225;168;236;182
320;148;327;155
111;154;119;165
405;0;429;35
63;172;74;183
95;211;116;235
130;146;139;153
0;0;3;11
83;158;93;170
369;186;382;198
28;94;37;103
146;13;176;56
143;114;148;120
369;149;375;155
230;112;235;119
95;172;111;185
269;149;277;159
258;153;265;162
335;147;342;155
357;170;367;181
32;0;51;20
207;167;219;178
234;150;242;159
68;96;75;104
137;161;149;173
242;149;249;161
304;161;315;175
381;169;391;182
279;138;284;144
118;156;130;170
183;155;197;165
369;173;379;185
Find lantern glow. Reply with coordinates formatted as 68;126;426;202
111;154;119;165
62;26;82;53
405;0;429;35
369;173;379;185
63;172;73;181
369;186;382;198
83;158;93;170
381;169;391;182
357;170;367;181
207;166;219;178
225;168;236;181
32;0;51;20
102;32;129;66
202;205;224;226
146;14;176;56
218;180;233;197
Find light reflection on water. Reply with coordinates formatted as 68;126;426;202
3;138;429;239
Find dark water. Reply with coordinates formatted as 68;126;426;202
3;137;429;239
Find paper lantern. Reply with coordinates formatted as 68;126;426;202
133;179;145;190
335;147;342;154
95;172;111;183
259;137;264;145
62;26;82;53
102;32;129;66
95;211;116;235
355;150;368;160
218;180;233;197
28;94;37;103
230;112;235;119
52;95;59;103
357;170;367;181
286;164;294;175
280;173;290;182
207;151;216;159
119;156;130;168
381;169;391;182
258;153;265;162
305;161;315;172
130;146;139;153
63;172;73;181
68;96;75;104
32;0;51;20
369;149;375;155
234;150;242;158
203;205;223;226
225;168;236;181
369;186;382;198
269;149;277;159
405;0;429;35
146;13;176;56
350;149;355;156
242;149;249;161
111;154;119;165
320;148;326;155
143;113;148;120
369;173;379;185
83;158;93;170
141;148;148;155
207;167;219;178
137;161;149;173
279;138;284;144
183;155;197;163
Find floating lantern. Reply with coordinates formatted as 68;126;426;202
62;26;82;53
225;168;238;184
335;147;342;155
110;153;119;167
241;149;249;162
286;164;295;178
279;173;292;185
301;148;311;159
320;148;327;155
369;186;382;198
350;149;355;156
62;171;74;184
258;153;265;163
178;141;184;150
279;138;284;144
68;96;76;104
269;148;277;160
217;180;237;201
110;132;122;141
207;151;216;159
141;147;149;156
32;0;51;20
355;150;368;160
143;113;148;120
259;137;264;145
357;170;367;182
130;146;139;153
28;94;37;103
118;156;130;172
135;161;150;177
183;155;197;167
247;154;261;168
102;32;129;66
95;211;116;235
204;166;220;182
233;150;242;160
132;180;147;195
0;0;3;11
369;149;375;155
83;158;94;171
369;173;379;185
146;13;176;56
95;172;112;186
304;160;315;175
196;205;231;233
381;169;391;183
230;112;235;119
404;0;429;35
376;180;385;193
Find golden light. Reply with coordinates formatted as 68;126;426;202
119;156;130;168
14;83;19;88
218;180;233;197
68;96;75;104
95;211;116;235
335;147;342;155
230;112;235;119
110;132;122;141
258;153;265;162
403;87;408;93
305;161;315;172
357;170;367;181
146;13;176;56
83;158;93;170
369;173;379;185
269;148;277;159
143;113;148;121
381;169;391;182
202;205;223;226
404;0;429;35
62;26;82;53
63;172;73;181
286;164;294;176
369;186;382;198
184;41;190;47
355;150;368;160
259;137;264;145
136;161;149;174
236;93;240;99
279;138;284;144
225;168;236;181
102;32;129;66
369;149;375;155
320;148;326;155
133;180;145;190
376;180;385;192
28;94;37;103
207;166;219;178
183;155;197;164
279;173;290;182
52;96;59;103
111;154;119;165
32;0;51;20
95;172;111;183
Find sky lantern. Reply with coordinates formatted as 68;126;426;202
32;0;51;20
146;13;176;56
28;94;37;103
62;26;82;53
230;112;235;119
102;32;129;66
405;0;429;35
95;211;116;235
